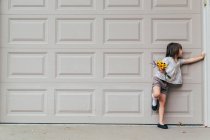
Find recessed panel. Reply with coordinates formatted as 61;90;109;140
104;53;143;78
7;89;46;115
8;52;47;78
152;19;191;43
9;0;46;8
104;19;142;44
103;89;144;116
153;0;189;7
57;0;94;9
56;53;95;78
151;0;201;13
104;0;142;10
166;90;192;115
55;89;95;115
9;18;47;44
56;18;95;44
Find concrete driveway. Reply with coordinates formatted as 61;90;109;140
0;124;209;140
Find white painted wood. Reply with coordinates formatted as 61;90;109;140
0;0;204;124
203;0;210;127
207;0;210;127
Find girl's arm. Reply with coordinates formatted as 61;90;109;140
183;52;205;65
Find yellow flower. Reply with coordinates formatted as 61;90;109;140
156;60;167;71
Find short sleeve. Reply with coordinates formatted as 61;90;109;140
179;59;186;65
162;57;170;65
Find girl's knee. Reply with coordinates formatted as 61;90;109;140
152;86;161;98
153;92;160;98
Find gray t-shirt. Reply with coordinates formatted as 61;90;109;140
155;57;185;84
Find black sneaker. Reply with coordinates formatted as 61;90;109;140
157;123;168;129
152;100;159;111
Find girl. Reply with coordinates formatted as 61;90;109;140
151;42;205;129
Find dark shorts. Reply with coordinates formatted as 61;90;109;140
152;76;169;94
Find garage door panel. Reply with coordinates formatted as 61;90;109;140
103;89;144;117
0;49;51;83
9;18;48;44
152;0;201;13
55;89;96;116
56;52;96;78
8;52;47;78
152;18;191;43
0;86;49;118
151;84;202;124
56;17;96;44
0;1;50;15
166;90;192;114
9;0;47;9
0;85;50;123
0;15;50;47
104;0;143;10
166;84;202;124
6;89;47;115
152;0;194;10
153;0;189;7
150;14;201;49
99;83;151;123
102;49;150;83
104;18;143;44
104;52;143;78
56;0;95;10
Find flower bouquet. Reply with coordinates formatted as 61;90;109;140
152;60;171;79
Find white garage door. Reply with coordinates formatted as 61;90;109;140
0;0;203;124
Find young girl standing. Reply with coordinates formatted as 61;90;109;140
151;42;205;129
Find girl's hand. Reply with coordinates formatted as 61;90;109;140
201;51;205;59
159;69;166;73
159;69;171;79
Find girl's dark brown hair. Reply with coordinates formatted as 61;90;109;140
166;42;182;58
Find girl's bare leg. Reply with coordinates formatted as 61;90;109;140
158;93;167;124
